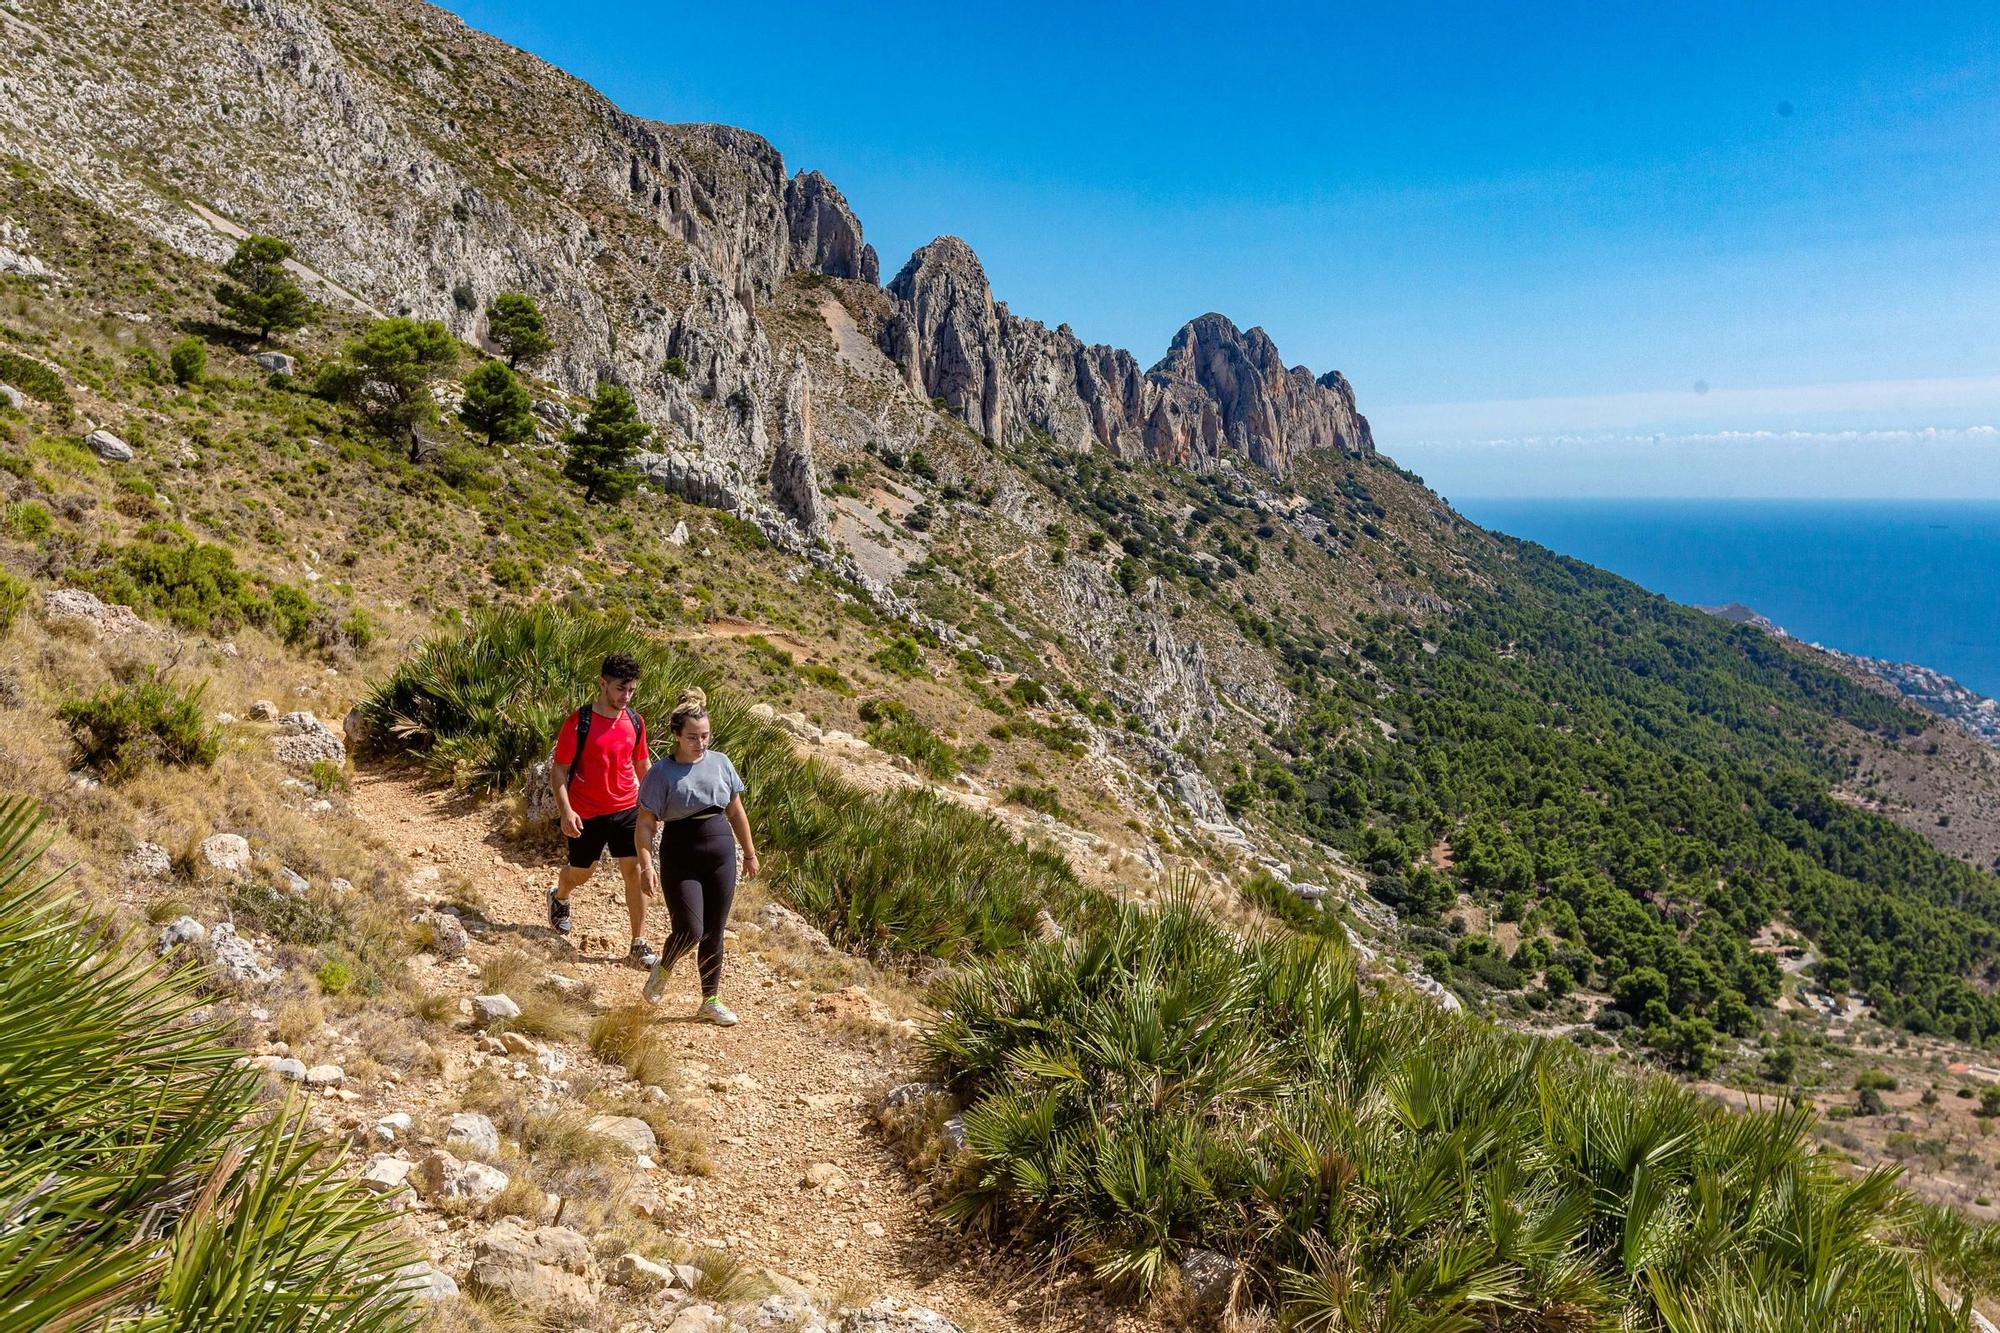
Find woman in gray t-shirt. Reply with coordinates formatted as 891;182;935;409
637;688;759;1024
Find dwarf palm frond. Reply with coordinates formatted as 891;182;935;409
0;797;419;1330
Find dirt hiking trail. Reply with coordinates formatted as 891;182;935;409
350;768;1153;1332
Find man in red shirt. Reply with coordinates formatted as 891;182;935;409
547;653;657;966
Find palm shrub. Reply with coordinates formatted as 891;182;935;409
0;797;420;1329
359;607;1097;961
924;889;1996;1328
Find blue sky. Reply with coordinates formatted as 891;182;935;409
435;1;2000;497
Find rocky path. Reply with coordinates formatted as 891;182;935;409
350;768;1149;1332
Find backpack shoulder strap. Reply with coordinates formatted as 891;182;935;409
567;704;594;781
628;708;648;759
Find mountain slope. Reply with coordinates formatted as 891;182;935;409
7;0;2000;1188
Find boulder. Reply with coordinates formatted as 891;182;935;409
248;699;279;721
359;1155;416;1195
303;1063;344;1088
840;1298;967;1333
40;588;154;638
756;900;833;955
392;1261;459;1305
0;384;23;410
667;519;690;546
876;1082;946;1128
207;922;277;984
156;915;206;954
415;1148;509;1205
271;711;345;767
254;352;296;375
84;429;134;462
610;1251;674;1293
499;1031;541;1058
446;1112;501;1159
199;833;252;876
465;1221;595;1310
664;1306;727;1333
1178;1247;1234;1313
585;1114;657;1159
471;993;520;1025
278;866;311;897
412;909;469;960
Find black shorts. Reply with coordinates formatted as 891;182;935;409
566;807;638;868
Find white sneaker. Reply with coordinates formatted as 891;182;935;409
697;997;738;1026
643;959;670;1006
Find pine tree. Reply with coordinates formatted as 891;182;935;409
484;292;553;369
313;318;458;461
562;382;649;505
215;235;313;342
458;360;534;446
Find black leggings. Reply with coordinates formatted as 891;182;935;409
657;814;738;997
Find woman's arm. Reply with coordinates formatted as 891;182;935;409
635;808;660;893
725;794;759;879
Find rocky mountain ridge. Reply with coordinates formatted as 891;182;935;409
0;0;1371;542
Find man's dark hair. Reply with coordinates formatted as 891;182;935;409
600;653;643;683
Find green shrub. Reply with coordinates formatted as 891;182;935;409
0;350;69;405
925;891;1989;1324
0;568;25;633
858;699;959;780
308;758;348;793
57;678;219;782
870;635;924;678
0;797;418;1328
1001;782;1066;818
316;960;354;995
796;660;852;695
363;608;1099;962
1239;869;1341;936
168;336;207;386
78;532;323;646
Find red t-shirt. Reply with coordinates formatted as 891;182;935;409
552;708;646;819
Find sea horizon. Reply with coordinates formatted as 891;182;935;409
1450;496;2000;701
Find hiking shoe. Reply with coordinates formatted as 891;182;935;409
697;997;738;1026
546;887;572;935
642;958;670;1006
628;938;660;969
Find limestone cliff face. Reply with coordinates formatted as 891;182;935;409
878;240;1372;473
1;0;1373;529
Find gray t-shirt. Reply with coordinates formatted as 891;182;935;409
638;750;745;822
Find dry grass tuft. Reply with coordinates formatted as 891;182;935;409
687;1248;770;1301
587;1005;673;1085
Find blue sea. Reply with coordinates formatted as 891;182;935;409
1454;499;2000;702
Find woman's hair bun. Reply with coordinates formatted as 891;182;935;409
675;687;707;711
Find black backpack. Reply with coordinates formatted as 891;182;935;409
564;704;648;788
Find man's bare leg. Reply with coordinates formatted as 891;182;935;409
555;863;593;902
615;856;646;942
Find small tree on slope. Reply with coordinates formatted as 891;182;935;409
215;235;313;343
562;382;648;505
314;318;458;462
485;292;553;369
458;360;534;446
